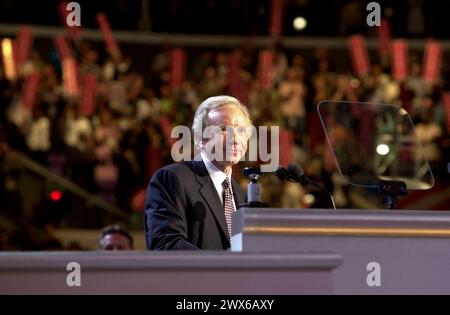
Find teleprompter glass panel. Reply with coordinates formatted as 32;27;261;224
317;100;434;190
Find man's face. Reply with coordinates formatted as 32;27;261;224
100;233;133;250
203;104;251;168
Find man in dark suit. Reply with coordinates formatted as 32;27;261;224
145;95;252;250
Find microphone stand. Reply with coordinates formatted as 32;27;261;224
376;179;407;210
237;167;269;209
305;179;337;210
277;164;337;210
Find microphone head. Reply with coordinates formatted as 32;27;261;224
287;163;304;178
275;166;290;181
243;166;262;180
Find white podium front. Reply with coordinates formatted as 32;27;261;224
232;208;450;294
0;251;341;294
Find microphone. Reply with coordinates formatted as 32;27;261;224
286;164;311;185
276;163;337;209
275;164;310;184
238;166;269;208
243;167;263;203
275;166;290;181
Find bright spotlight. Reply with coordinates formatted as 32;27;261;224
376;144;390;156
303;193;315;206
293;17;307;31
399;108;408;115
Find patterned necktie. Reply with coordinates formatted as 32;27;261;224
222;178;234;238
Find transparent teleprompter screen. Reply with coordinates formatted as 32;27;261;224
317;100;434;190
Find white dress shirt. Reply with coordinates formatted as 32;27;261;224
201;152;236;211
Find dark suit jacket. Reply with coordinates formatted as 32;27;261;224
144;159;246;250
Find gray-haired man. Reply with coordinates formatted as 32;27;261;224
144;95;252;250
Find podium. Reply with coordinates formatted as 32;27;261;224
0;251;341;294
232;207;450;294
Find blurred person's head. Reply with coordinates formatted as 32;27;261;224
85;50;98;64
291;53;305;68
216;52;228;65
318;59;330;73
204;66;217;80
410;61;422;76
99;224;133;250
99;107;113;125
286;67;300;81
372;64;383;76
159;83;172;98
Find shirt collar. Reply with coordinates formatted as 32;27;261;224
201;152;232;185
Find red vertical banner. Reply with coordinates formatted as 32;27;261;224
130;187;147;212
159;116;176;147
269;0;285;36
16;26;34;67
378;18;391;58
58;1;81;39
423;40;442;83
96;13;120;57
62;57;79;96
21;73;41;110
227;51;241;95
358;107;375;151
391;40;408;81
348;35;370;76
258;50;274;89
227;51;250;105
279;128;293;167
80;74;97;116
54;36;72;60
308;111;325;153
443;92;450;134
146;146;164;179
170;48;186;91
54;35;78;96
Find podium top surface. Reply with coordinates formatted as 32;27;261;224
235;208;450;238
0;251;342;271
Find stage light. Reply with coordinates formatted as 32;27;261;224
303;193;315;206
1;38;17;80
49;190;63;202
376;144;390;156
293;17;307;31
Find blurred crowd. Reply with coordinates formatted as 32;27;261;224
1;35;449;250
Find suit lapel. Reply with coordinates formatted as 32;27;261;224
193;160;229;240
